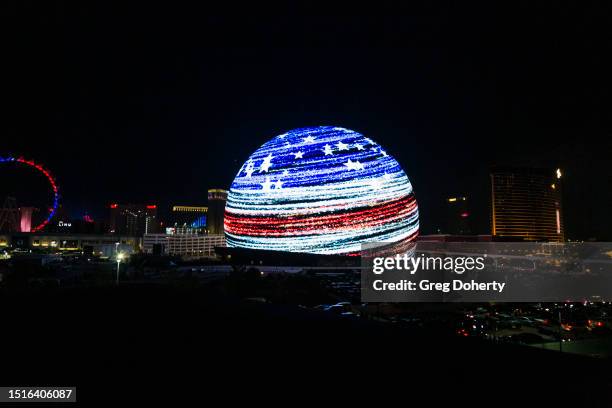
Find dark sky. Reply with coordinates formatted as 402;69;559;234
3;1;611;239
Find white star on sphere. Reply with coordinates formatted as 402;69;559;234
336;141;349;151
261;177;273;192
344;159;364;171
292;151;304;159
355;144;365;151
273;179;283;190
282;169;289;176
302;136;316;143
244;160;255;178
323;144;333;155
259;154;274;173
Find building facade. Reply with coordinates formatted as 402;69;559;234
166;234;226;258
143;231;226;258
109;203;159;235
142;233;169;254
170;205;207;230
0;232;141;256
0;199;36;233
206;189;227;235
490;167;564;242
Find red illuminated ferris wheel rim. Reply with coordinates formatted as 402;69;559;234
0;156;60;232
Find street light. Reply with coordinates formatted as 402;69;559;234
116;252;125;285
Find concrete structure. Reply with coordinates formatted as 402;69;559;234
206;189;227;235
0;232;141;256
143;231;226;258
166;234;226;258
142;233;168;254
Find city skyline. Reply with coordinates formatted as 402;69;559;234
0;156;588;241
3;3;611;240
0;148;604;240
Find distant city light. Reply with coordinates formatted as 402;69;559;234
556;168;562;179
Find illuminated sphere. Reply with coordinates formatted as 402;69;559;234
224;126;419;254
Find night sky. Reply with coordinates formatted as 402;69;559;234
3;2;611;239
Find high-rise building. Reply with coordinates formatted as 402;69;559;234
109;203;160;236
445;196;471;235
170;205;207;230
0;197;37;233
490;167;564;242
207;189;227;235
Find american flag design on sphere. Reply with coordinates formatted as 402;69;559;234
224;126;419;255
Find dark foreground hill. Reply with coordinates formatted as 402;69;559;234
0;285;610;406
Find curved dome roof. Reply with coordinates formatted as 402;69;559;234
224;126;419;254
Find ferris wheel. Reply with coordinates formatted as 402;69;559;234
0;156;59;232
